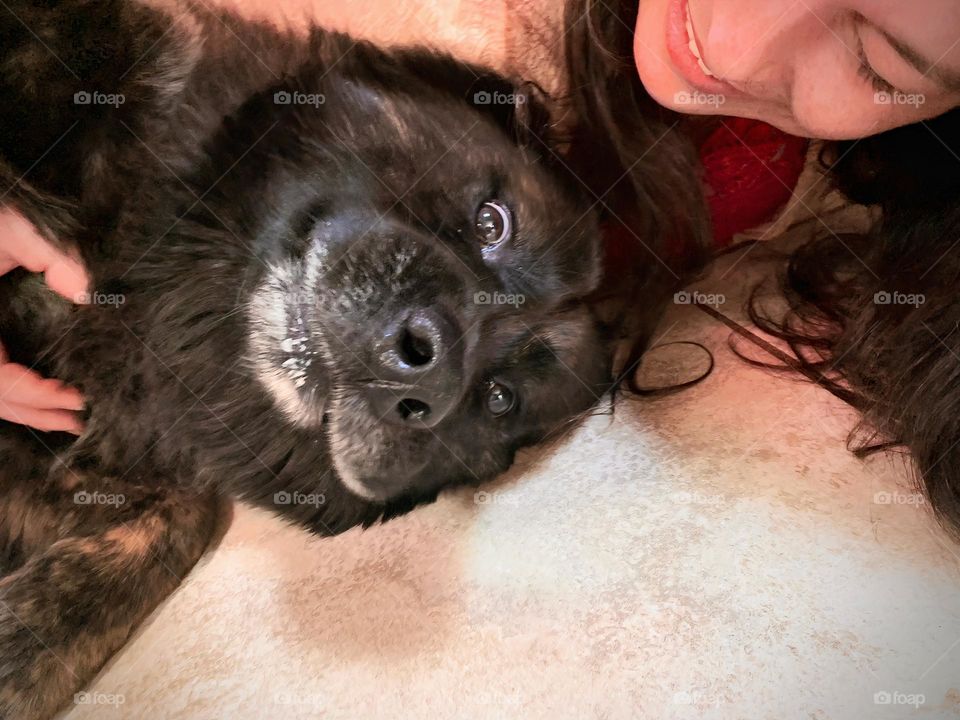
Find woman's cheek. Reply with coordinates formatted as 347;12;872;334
789;69;945;139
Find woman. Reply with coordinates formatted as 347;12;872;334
3;0;959;526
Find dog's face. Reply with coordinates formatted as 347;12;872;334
238;62;611;502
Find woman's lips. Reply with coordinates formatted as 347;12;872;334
666;0;737;96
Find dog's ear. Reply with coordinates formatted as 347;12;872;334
357;43;556;153
514;81;555;149
462;75;555;152
297;34;558;154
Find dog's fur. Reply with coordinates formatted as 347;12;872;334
0;1;613;716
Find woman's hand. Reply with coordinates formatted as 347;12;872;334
0;208;88;434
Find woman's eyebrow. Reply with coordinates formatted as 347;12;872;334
872;22;960;92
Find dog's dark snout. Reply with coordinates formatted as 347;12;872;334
368;308;465;428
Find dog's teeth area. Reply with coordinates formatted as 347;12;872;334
684;2;717;78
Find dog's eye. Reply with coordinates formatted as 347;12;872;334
475;201;512;247
485;381;516;417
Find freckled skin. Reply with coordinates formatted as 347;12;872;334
0;1;612;715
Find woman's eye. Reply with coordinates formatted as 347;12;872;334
475;201;512;247
485;381;516;417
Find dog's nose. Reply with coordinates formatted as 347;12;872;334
367;308;464;427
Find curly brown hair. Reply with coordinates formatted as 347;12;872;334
563;0;960;537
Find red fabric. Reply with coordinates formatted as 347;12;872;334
700;117;809;247
601;118;809;276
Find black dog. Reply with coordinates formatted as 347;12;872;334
0;1;611;716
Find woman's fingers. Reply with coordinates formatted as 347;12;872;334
0;361;85;410
0;209;89;433
0;400;84;435
0;346;85;434
0;208;90;302
43;253;90;303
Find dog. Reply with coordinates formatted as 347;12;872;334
0;1;612;716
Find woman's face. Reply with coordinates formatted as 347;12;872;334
634;0;960;138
